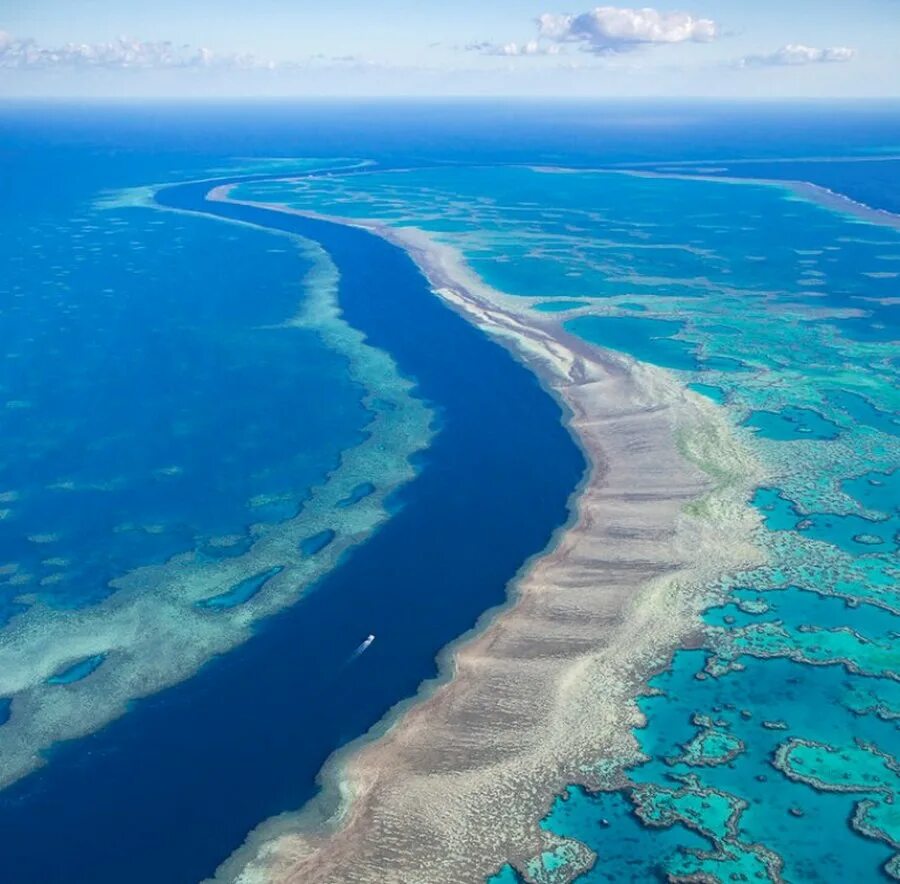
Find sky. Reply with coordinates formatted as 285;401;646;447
1;0;898;98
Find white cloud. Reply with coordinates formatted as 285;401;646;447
466;39;561;57
537;7;718;53
738;44;857;68
0;32;272;70
465;7;718;60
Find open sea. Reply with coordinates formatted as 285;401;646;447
1;101;898;882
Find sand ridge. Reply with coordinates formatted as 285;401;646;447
208;187;765;884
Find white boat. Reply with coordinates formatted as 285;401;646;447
352;634;376;657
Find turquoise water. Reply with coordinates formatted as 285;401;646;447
754;486;899;554
844;470;900;515
533;299;591;313
564;315;701;371
492;650;897;882
828;391;900;437
743;406;842;441
689;382;728;404
236;159;900;882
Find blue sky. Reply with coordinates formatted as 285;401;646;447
2;0;898;98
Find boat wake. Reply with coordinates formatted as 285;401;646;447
348;634;376;662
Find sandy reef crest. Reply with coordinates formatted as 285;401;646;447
208;187;765;884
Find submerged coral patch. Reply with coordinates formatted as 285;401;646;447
337;482;376;508
46;654;106;685
668;715;745;767
196;566;285;610
300;529;337;556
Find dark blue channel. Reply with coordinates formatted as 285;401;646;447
0;179;585;883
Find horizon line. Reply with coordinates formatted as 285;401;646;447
2;94;900;104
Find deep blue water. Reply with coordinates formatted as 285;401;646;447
4;100;900;175
702;158;900;215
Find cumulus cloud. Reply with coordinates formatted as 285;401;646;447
465;6;718;59
738;44;857;68
0;31;272;70
538;6;717;52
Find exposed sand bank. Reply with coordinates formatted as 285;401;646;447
208;185;765;884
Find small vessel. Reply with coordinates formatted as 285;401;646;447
352;634;376;657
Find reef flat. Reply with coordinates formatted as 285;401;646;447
212;158;900;884
0;208;435;789
210;188;763;883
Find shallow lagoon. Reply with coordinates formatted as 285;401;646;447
0;203;368;619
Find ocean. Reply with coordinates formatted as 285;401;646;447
1;100;899;882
